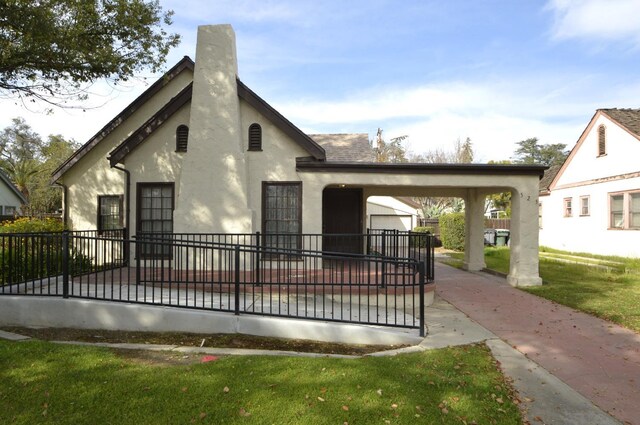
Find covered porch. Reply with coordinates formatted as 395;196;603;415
302;161;546;287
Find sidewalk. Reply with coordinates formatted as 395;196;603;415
435;262;639;425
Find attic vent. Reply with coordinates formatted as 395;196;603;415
597;124;606;156
248;123;262;151
176;125;189;152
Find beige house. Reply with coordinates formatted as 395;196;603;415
52;24;546;286
539;109;640;257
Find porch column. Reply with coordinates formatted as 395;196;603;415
463;189;486;271
508;183;543;286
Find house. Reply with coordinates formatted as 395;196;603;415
367;196;422;231
51;24;546;286
539;109;640;257
0;170;26;217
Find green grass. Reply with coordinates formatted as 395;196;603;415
446;247;640;332
0;340;521;425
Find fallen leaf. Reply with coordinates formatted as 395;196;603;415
320;388;327;394
181;387;188;393
317;397;325;402
391;403;398;409
239;408;251;417
496;397;504;404
223;386;230;393
342;405;349;411
441;407;449;414
376;389;383;396
199;412;207;419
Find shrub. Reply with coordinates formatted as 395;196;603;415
410;226;434;248
0;217;64;233
440;212;465;251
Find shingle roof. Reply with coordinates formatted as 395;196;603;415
539;163;561;194
600;108;640;138
309;133;375;162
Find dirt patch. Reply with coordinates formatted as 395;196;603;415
1;327;408;356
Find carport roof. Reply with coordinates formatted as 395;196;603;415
296;159;547;177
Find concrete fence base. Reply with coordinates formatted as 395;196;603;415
0;297;424;346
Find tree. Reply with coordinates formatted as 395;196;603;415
29;135;79;213
410;137;474;218
0;117;42;199
513;137;568;166
0;0;180;107
0;118;78;214
372;128;408;163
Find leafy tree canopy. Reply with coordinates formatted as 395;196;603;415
0;117;78;213
513;137;568;166
0;0;180;107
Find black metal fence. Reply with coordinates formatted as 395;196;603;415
0;229;434;334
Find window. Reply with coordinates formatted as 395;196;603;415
563;198;572;217
597;125;606;156
580;196;590;216
610;194;624;228
98;195;123;233
631;193;640;229
137;183;174;257
176;125;189;152
262;182;301;252
3;206;16;216
248;123;262;151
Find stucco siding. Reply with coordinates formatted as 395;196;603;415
540;176;640;257
240;98;309;233
61;69;193;231
0;184;23;213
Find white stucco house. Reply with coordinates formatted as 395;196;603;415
0;171;26;216
539;109;640;258
51;24;546;286
366;196;422;231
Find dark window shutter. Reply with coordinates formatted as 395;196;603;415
248;123;262;151
598;125;606;156
176;125;189;152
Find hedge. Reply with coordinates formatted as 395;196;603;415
440;212;465;251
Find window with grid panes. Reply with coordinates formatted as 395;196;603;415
631;193;640;229
610;194;624;228
98;195;122;233
262;182;301;253
580;196;590;216
138;184;173;257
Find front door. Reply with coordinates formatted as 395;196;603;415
322;188;363;254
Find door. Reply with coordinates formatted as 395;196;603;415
322;188;363;254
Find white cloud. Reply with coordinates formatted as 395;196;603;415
546;0;640;44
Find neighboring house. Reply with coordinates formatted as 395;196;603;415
539;109;640;257
0;171;26;216
51;24;546;286
367;196;422;231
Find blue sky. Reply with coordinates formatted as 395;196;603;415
2;0;640;161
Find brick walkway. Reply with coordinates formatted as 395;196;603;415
435;262;640;425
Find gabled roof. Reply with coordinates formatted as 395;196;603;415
600;108;640;139
109;83;193;166
309;134;374;162
0;170;27;204
51;56;195;182
549;108;640;191
236;80;325;160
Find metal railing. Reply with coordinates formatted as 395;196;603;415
0;230;434;334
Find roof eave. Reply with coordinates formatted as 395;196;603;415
51;56;195;182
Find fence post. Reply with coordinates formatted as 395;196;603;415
419;260;425;337
380;232;386;288
62;230;70;299
254;231;261;286
7;235;13;284
135;240;141;286
234;245;240;315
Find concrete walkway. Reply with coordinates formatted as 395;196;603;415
435;262;638;425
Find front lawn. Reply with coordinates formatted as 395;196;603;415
0;340;521;424
446;247;640;332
